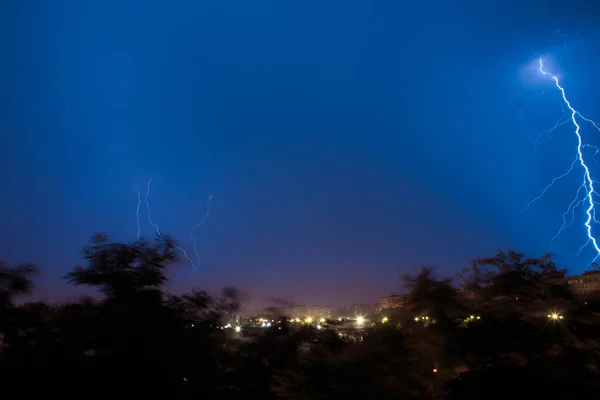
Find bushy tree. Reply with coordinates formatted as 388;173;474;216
65;233;178;302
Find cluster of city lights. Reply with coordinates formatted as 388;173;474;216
548;312;564;321
220;310;563;337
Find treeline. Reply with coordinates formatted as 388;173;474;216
1;234;599;399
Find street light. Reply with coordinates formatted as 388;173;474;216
548;313;563;320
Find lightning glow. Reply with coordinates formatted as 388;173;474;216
134;179;213;274
517;57;600;263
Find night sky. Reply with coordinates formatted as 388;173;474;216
1;1;600;306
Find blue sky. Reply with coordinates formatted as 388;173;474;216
1;1;600;306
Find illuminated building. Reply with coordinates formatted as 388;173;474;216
280;305;334;320
377;295;407;312
554;270;600;297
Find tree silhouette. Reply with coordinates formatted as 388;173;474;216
65;233;178;302
0;261;38;307
3;240;600;399
457;249;566;301
402;266;462;324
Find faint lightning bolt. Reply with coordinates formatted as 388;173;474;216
557;30;569;56
134;178;212;273
550;176;586;247
532;104;568;153
144;178;161;236
174;245;195;269
189;194;212;276
513;157;578;218
517;57;600;263
133;186;142;240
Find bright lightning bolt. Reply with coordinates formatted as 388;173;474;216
517;57;600;263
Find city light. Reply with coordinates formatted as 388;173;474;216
235;326;241;333
319;317;326;323
305;317;313;324
548;313;564;320
381;317;389;323
356;317;365;324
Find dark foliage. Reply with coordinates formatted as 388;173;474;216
1;241;599;399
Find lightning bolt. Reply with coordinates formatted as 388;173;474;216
557;30;569;56
133;186;142;240
516;57;600;263
532;103;569;153
134;179;212;273
144;178;161;236
189;194;212;276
